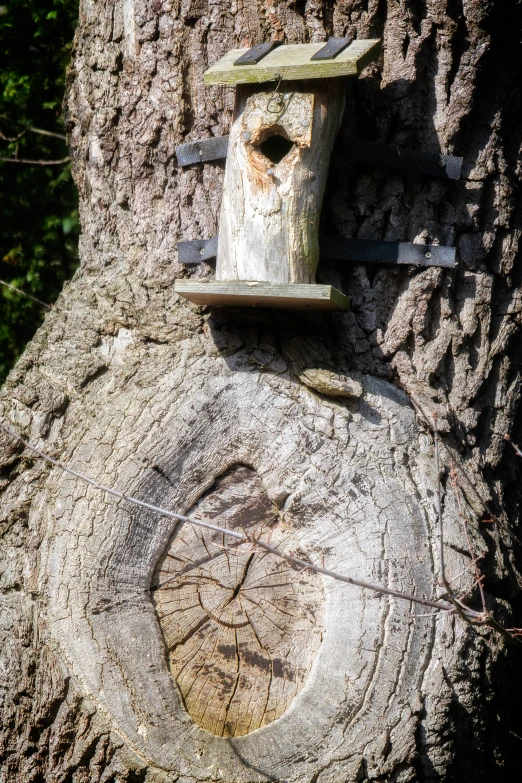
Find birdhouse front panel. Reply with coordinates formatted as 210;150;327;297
217;82;344;285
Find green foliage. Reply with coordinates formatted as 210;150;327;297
0;0;79;381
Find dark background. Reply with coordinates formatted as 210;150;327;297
0;0;79;381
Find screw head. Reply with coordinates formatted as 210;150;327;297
242;131;251;141
301;119;310;128
425;251;432;259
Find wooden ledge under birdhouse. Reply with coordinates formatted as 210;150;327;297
174;280;350;310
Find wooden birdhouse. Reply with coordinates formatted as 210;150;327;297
175;38;380;310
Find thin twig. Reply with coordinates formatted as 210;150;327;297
0;156;70;166
0;114;67;141
26;126;67;141
433;413;450;592
0;421;460;615
0;279;51;310
505;433;522;459
409;395;522;546
450;462;487;613
4;421;522;646
445;553;486;588
0;128;26;142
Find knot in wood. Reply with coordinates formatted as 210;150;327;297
153;466;324;738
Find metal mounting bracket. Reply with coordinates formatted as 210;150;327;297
175;134;463;180
233;41;282;66
177;236;456;269
311;37;354;61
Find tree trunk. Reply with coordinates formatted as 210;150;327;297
1;1;522;782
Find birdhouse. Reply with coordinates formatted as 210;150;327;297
175;38;381;310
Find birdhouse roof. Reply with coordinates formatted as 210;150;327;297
204;39;381;86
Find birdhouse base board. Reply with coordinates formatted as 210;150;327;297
174;281;350;310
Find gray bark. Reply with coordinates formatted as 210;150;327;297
1;1;522;782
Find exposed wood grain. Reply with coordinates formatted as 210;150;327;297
204;40;381;85
175;280;349;309
153;466;324;737
39;367;447;781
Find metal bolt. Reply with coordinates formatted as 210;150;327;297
301;119;310;128
242;131;251;141
425;251;432;259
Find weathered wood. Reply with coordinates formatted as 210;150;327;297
174;280;349;309
153;465;324;738
216;82;345;284
204;39;381;85
40;365;449;780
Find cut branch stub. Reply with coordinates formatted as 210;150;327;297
216;81;346;284
153;465;324;738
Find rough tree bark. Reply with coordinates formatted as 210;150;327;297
1;1;522;782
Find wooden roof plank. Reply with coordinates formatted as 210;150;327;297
204;39;381;86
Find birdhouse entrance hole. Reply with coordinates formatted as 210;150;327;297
258;130;295;164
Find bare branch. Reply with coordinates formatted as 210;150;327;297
0;278;51;310
26;126;67;141
433;413;450;592
0;420;461;615
408;393;522;546
0;128;26;143
0;114;67;141
0;156;71;166
450;462;487;613
505;433;522;459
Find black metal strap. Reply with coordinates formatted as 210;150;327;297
335;136;463;180
175;133;463;180
175;136;229;167
234;41;281;66
178;237;218;264
311;37;354;61
320;237;456;267
177;236;455;268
